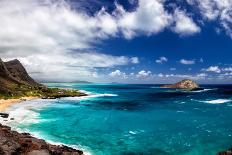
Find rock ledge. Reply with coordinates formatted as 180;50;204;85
0;123;83;155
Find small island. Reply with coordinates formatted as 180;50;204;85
161;79;203;91
0;58;86;154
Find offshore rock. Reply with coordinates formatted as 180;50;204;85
161;79;201;90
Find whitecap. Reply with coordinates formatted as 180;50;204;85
191;89;215;92
0;99;54;126
129;131;137;135
197;99;232;104
62;93;118;101
0;99;92;155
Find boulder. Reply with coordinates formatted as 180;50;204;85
0;124;83;155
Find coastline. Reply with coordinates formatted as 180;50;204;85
0;96;87;155
0;97;39;112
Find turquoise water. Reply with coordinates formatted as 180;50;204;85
2;84;232;155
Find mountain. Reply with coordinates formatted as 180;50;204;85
0;58;86;98
0;58;40;96
4;59;38;86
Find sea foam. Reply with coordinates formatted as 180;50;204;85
200;99;232;104
0;99;92;155
62;93;118;101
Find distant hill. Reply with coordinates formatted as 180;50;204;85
0;58;86;98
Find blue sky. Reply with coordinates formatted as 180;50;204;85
0;0;232;84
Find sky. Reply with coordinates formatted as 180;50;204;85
0;0;232;84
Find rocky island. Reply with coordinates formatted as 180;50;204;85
0;58;86;154
161;79;203;91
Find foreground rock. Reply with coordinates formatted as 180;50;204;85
218;148;232;155
0;113;9;118
161;79;202;91
0;124;83;155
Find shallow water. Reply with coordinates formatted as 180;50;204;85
2;84;232;155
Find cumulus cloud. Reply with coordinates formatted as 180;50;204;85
155;73;208;80
187;0;232;38
136;70;151;78
179;59;195;65
204;66;221;73
116;0;172;38
109;70;126;78
173;9;201;35
156;57;168;64
130;57;140;64
223;67;232;72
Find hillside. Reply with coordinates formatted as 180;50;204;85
0;58;86;99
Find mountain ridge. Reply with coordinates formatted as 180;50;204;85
0;58;86;99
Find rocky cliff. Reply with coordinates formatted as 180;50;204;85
0;58;86;98
0;58;37;97
161;79;201;90
0;124;83;155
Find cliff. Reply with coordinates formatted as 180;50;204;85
0;124;83;155
0;58;86;99
161;79;201;90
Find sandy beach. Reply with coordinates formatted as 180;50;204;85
0;97;39;112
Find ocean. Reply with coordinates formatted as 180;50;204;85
1;83;232;155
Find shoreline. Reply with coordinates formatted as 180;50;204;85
0;123;84;154
0;96;39;112
0;96;88;155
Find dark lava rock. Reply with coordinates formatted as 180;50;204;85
0;124;83;155
0;113;9;118
161;79;200;90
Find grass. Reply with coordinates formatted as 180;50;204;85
0;84;86;99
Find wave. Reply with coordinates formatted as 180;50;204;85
26;131;92;155
62;93;118;101
0;99;92;155
191;88;216;93
196;99;232;104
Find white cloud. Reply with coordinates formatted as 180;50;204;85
156;56;168;64
109;70;122;76
204;66;221;73
179;59;195;65
223;67;232;72
173;9;201;35
187;0;232;38
0;0;202;82
155;73;208;80
136;70;151;78
158;73;164;77
116;0;172;39
130;57;140;64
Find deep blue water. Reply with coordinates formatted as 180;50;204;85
2;84;232;155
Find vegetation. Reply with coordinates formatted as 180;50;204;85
0;58;86;100
0;84;86;99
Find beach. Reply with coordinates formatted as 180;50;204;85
0;97;39;112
